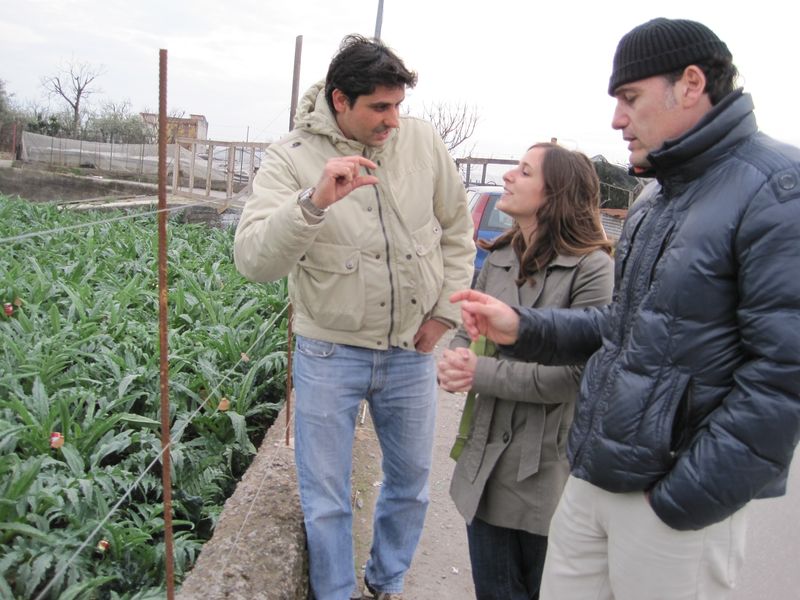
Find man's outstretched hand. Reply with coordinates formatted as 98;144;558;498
450;289;520;345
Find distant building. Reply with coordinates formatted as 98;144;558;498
140;113;209;144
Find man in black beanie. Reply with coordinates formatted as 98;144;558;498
450;17;800;599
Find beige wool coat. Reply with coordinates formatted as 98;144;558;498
449;244;613;535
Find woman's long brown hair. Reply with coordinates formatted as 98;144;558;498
479;143;613;286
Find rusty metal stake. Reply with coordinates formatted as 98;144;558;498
157;48;176;600
285;304;293;446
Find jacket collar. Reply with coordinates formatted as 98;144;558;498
486;244;587;308
486;244;585;270
633;89;756;183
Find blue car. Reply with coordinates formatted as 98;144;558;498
466;185;513;286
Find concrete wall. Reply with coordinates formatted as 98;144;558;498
176;404;309;600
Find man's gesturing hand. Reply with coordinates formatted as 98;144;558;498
450;289;521;345
312;156;379;210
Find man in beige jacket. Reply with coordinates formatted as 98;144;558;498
234;35;475;600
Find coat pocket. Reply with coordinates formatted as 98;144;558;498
294;241;365;331
649;370;692;460
457;395;494;483
410;219;444;313
295;335;335;358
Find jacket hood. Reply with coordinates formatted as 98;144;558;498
292;81;324;129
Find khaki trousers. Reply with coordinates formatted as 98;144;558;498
541;475;747;600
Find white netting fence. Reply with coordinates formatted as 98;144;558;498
20;131;242;183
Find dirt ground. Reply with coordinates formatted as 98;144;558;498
351;330;476;599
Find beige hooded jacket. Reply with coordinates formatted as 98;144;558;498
234;82;475;350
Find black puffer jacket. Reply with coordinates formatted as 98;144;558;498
508;90;800;530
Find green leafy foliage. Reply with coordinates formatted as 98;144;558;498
0;197;289;598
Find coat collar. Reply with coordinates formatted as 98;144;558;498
486;244;584;270
486;244;585;307
635;89;757;183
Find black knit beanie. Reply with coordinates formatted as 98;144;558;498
608;18;731;95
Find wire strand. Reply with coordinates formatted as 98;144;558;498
0;195;241;245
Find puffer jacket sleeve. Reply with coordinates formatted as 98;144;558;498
233;142;326;283
429;126;476;325
650;171;800;530
506;303;611;366
470;251;613;403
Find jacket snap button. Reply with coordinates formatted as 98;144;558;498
779;173;797;190
406;254;412;260
502;432;510;443
345;261;354;270
411;298;417;304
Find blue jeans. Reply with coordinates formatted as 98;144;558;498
466;517;548;600
293;335;437;600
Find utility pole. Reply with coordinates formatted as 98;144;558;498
374;0;384;40
289;35;303;131
286;34;303;447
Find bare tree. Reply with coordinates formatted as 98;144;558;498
86;99;151;143
421;101;479;154
41;60;105;136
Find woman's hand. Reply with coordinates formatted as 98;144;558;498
437;347;477;393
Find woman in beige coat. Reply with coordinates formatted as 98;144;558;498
438;143;614;599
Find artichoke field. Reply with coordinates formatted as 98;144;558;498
0;196;289;599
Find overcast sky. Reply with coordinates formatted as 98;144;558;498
3;0;798;170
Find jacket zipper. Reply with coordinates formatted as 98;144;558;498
572;197;668;468
365;161;395;347
615;195;670;347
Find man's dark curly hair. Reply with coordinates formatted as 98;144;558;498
325;34;417;112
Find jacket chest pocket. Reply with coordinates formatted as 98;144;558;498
294;241;365;331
